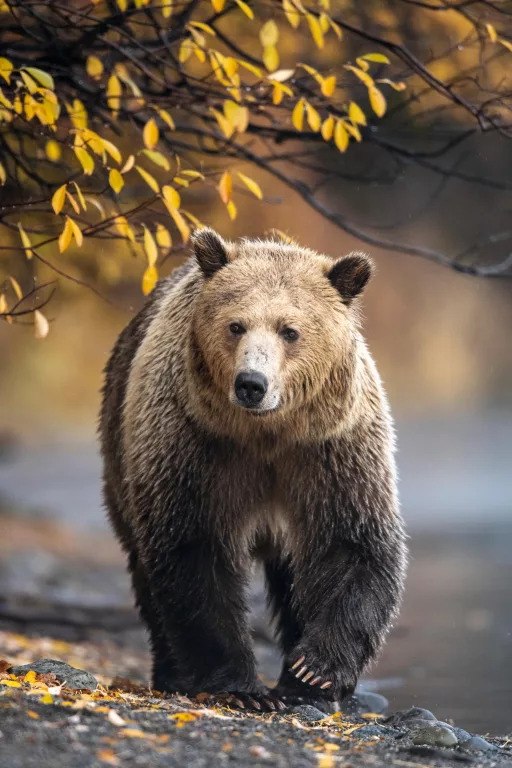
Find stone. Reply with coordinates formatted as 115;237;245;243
354;724;398;739
340;692;389;716
460;736;499;753
452;727;472;744
383;707;437;727
287;705;328;722
411;724;458;748
8;659;97;690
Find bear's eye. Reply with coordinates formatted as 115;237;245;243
281;327;299;342
229;322;246;335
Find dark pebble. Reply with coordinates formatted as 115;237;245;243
460;735;499;753
8;659;97;691
354;724;398;739
287;705;328;722
340;692;389;716
383;707;437;726
452;727;472;744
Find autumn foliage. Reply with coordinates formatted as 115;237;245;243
0;0;511;337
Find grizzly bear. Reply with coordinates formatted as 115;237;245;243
99;229;407;712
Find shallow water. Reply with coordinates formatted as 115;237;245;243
0;415;511;735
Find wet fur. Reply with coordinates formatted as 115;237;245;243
99;233;407;708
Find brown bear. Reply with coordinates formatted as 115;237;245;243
99;228;407;712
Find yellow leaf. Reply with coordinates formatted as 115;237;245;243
210;107;234;138
269;68;294;82
499;38;512;52
292;99;304;131
155;107;175;131
33;311;49;339
27;711;40;720
486;23;498;42
181;170;205;179
164;202;190;243
345;65;373;88
319;12;329;32
227;200;237;220
344;121;361;142
260;20;279;46
58;218;73;253
40;693;53;705
107;74;122;113
321;75;336;97
182;210;204;229
211;0;225;10
0;161;5;185
282;0;300;28
120;154;135;173
140;226;157;269
21;71;38;95
162;185;181;209
376;78;406;91
238;60;263;78
355;57;370;72
114;216;135;243
25;67;54;89
307;14;324;49
0;679;21;688
142;266;158;296
142;150;170;171
0;57;13;84
86;56;104;79
156;224;172;249
0;294;7;313
68;216;83;247
349;101;367;125
234;0;253;18
0;87;11;109
135;166;160;193
179;41;193;64
263;45;279;73
305;101;321;132
52;184;67;215
224;100;249;132
218;170;232;204
45;139;61;162
328;16;342;39
369;85;386;117
65;191;79;215
321;115;334;140
318;755;335;768
109;169;124;193
9;276;22;300
237;171;262;200
74;147;94;175
360;53;390;65
18;223;34;259
143;118;159;150
102;139;122;165
72;182;87;211
162;0;173;18
334;120;349;152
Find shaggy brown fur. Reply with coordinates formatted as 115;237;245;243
99;229;407;712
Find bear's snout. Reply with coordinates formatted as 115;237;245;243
234;371;268;408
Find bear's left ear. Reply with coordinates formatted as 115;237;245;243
192;227;229;278
327;252;374;304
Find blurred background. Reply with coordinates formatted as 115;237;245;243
1;0;512;738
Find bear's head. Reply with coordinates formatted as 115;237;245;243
190;228;374;438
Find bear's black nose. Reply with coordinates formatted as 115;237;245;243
235;371;268;407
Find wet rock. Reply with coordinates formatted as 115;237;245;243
411;724;458;748
340;692;388;716
452;727;472;744
460;735;499;753
8;659;97;690
383;707;437;727
287;705;328;722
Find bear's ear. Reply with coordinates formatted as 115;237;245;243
327;252;374;303
192;228;229;278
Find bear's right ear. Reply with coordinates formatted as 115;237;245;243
192;228;229;278
327;252;374;304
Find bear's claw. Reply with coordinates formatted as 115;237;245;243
289;655;333;690
215;691;286;713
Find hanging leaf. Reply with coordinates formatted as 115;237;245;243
109;169;124;193
369;85;386;117
486;23;498;42
156;224;172;249
263;45;279;72
34;310;50;340
305;102;321;132
164;202;191;243
142;266;159;296
45;139;61;162
107;74;122;114
344;121;362;142
321;115;334;141
143;118;159;150
334;120;349;152
20;71;38;95
360;53;390;64
68;217;83;247
74;147;95;175
234;0;254;18
155;107;176;131
0;57;13;84
121;154;136;174
52;184;67;215
102;139;122;165
349;102;367;125
237;172;262;200
376;78;406;91
224;100;249;133
114;216;136;243
9;277;22;301
24;67;54;89
66;191;80;215
218;171;232;204
162;185;181;209
292;99;305;131
210;107;234;139
143;225;158;267
211;0;225;11
135;166;160;193
321;75;336;97
227;200;237;220
0;294;7;314
162;0;173;17
282;0;301;28
72;182;87;210
18;223;34;259
0;162;6;185
260;20;279;47
86;56;104;79
307;14;324;49
58;218;73;253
